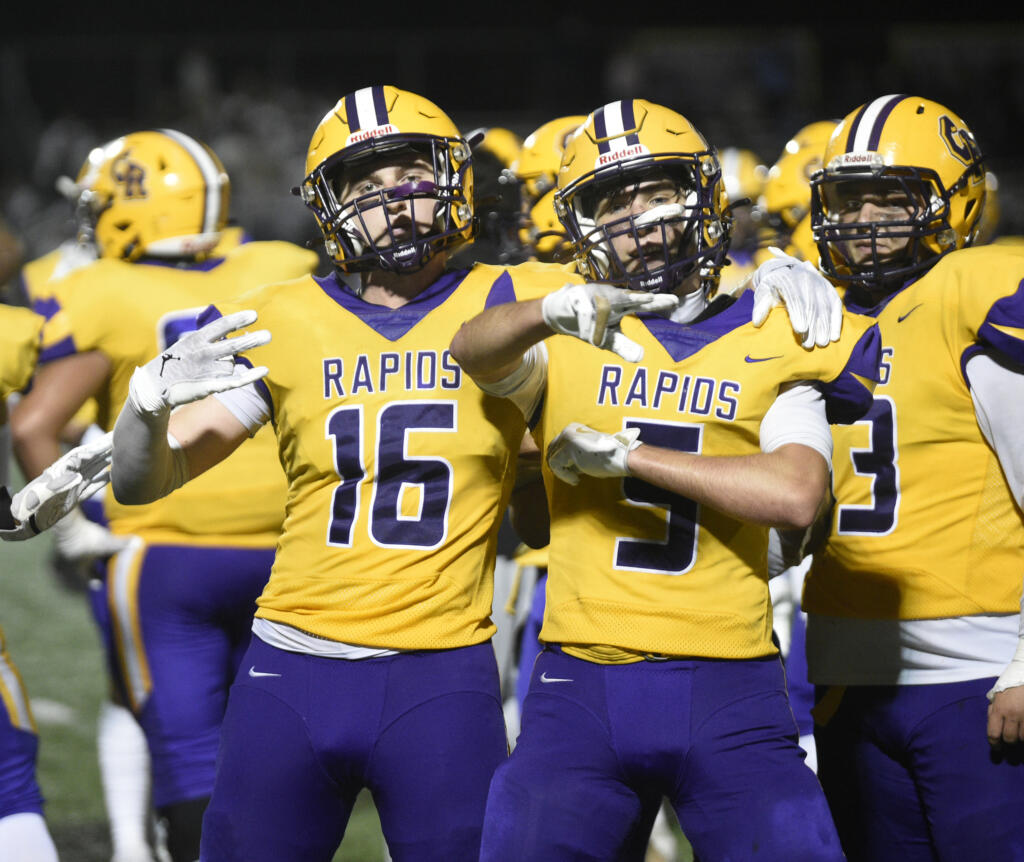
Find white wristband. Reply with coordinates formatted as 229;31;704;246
987;638;1024;701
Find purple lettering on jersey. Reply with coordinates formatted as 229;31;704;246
715;380;740;421
314;270;469;342
323;359;345;398
689;377;715;416
352;355;374;394
440;351;462;389
416;352;437;389
379;353;400;390
652;371;680;410
624;368;649;407
597;365;622;406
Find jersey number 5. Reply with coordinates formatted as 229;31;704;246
615;419;702;575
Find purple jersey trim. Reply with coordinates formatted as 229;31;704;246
819;324;881;424
31;296;61;320
38;335;77;364
960;342;986;389
637;292;751;363
484;270;517;308
313;269;470;341
977;277;1024;366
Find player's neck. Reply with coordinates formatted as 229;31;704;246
358;254;448;308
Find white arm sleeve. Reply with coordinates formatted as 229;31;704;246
759;381;832;461
966;350;1024;656
474;342;549;421
213;382;272;435
967;351;1024;508
111;368;189;504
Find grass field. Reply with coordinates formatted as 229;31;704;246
0;520;390;861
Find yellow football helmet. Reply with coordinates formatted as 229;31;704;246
758;121;837;236
554;100;728;294
810;95;985;288
511;116;586;260
77;130;230;261
513;116;587;203
719;147;767;207
299;85;473;274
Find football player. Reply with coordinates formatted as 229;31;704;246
108;87;855;861
9;129;317;862
449;99;881;861
108;85;590;862
796;94;1024;861
0;304;59;862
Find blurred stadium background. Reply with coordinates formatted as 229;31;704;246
1;10;1020;861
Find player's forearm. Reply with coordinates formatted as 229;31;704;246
626;442;829;530
110;378;185;504
9;401;64;480
450;298;551;383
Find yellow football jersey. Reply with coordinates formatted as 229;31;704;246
37;241;317;543
805;245;1024;620
0;306;43;399
534;292;880;663
211;262;575;650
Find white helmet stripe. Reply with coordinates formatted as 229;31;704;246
157;128;223;235
598;102;636;155
848;94;905;153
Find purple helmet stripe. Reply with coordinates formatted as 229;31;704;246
343;92;361;131
594;106;609;152
344;86;389;132
593;101;641;156
844;103;869;153
865;95;906;151
371;86;388;126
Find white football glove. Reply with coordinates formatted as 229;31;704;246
541;283;679;362
0;431;115;541
52;506;132;560
547;422;642;486
750;247;843;349
129;309;270;415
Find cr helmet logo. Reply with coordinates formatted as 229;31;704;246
112;151;147;199
345;124;399;146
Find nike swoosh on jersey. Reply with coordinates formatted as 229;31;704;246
744;354;783;363
248;666;282;678
539;672;574;683
897;303;923;322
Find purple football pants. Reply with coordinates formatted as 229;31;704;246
106;542;272;808
481;646;843;862
199;637;507;862
814;679;1024;862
